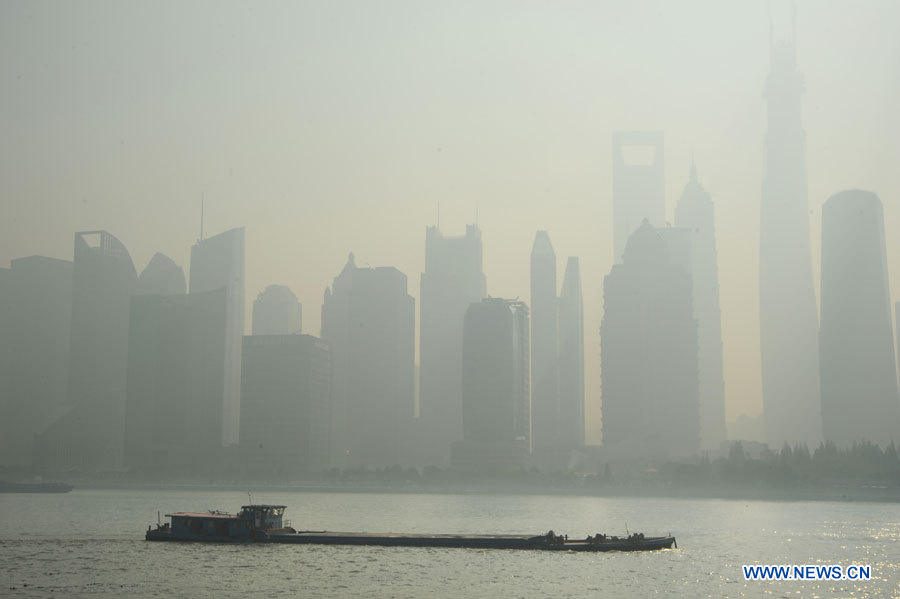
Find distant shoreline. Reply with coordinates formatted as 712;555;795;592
58;479;900;504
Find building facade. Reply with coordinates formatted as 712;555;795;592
0;268;10;465
759;34;822;449
601;221;700;460
418;224;485;465
557;257;585;451
530;231;559;455
36;231;138;469
819;190;900;447
674;164;726;450
137;252;186;296
124;286;227;472
612;131;665;263
452;298;530;469
239;334;331;475
251;285;301;336
0;256;72;466
321;253;415;469
189;227;245;447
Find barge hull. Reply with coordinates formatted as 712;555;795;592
146;530;675;551
264;532;675;551
144;504;676;551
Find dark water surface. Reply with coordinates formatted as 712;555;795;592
1;489;898;597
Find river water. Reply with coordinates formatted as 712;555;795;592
1;488;898;597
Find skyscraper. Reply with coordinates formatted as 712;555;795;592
657;227;692;272
896;302;900;417
601;221;700;460
759;30;822;449
252;285;301;335
239;334;331;475
419;224;485;465
124;287;227;471
530;231;559;454
674;163;726;450
453;298;530;468
0;268;10;464
37;231;138;469
321;253;415;469
137;252;186;296
819;190;900;447
0;256;72;466
612;131;665;263
189;227;245;447
557;257;585;450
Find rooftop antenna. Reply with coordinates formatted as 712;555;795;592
791;0;797;52
248;490;252;505
437;201;440;230
200;193;205;242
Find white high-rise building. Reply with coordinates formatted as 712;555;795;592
189;227;245;446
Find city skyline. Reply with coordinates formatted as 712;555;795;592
2;4;899;597
2;2;899;445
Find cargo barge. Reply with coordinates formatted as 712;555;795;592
145;504;676;552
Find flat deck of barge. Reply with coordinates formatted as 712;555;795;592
260;531;675;551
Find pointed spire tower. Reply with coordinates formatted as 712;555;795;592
558;257;584;449
759;11;821;448
530;231;559;454
675;162;726;450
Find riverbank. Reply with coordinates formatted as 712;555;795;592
58;477;900;504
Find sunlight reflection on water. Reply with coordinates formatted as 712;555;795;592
1;489;899;598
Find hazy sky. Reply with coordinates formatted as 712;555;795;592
2;1;899;442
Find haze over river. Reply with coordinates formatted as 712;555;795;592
1;489;898;597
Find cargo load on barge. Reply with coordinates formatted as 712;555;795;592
145;504;676;552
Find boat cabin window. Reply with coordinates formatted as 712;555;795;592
239;505;286;529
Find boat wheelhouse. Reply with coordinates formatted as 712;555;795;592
148;504;290;542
